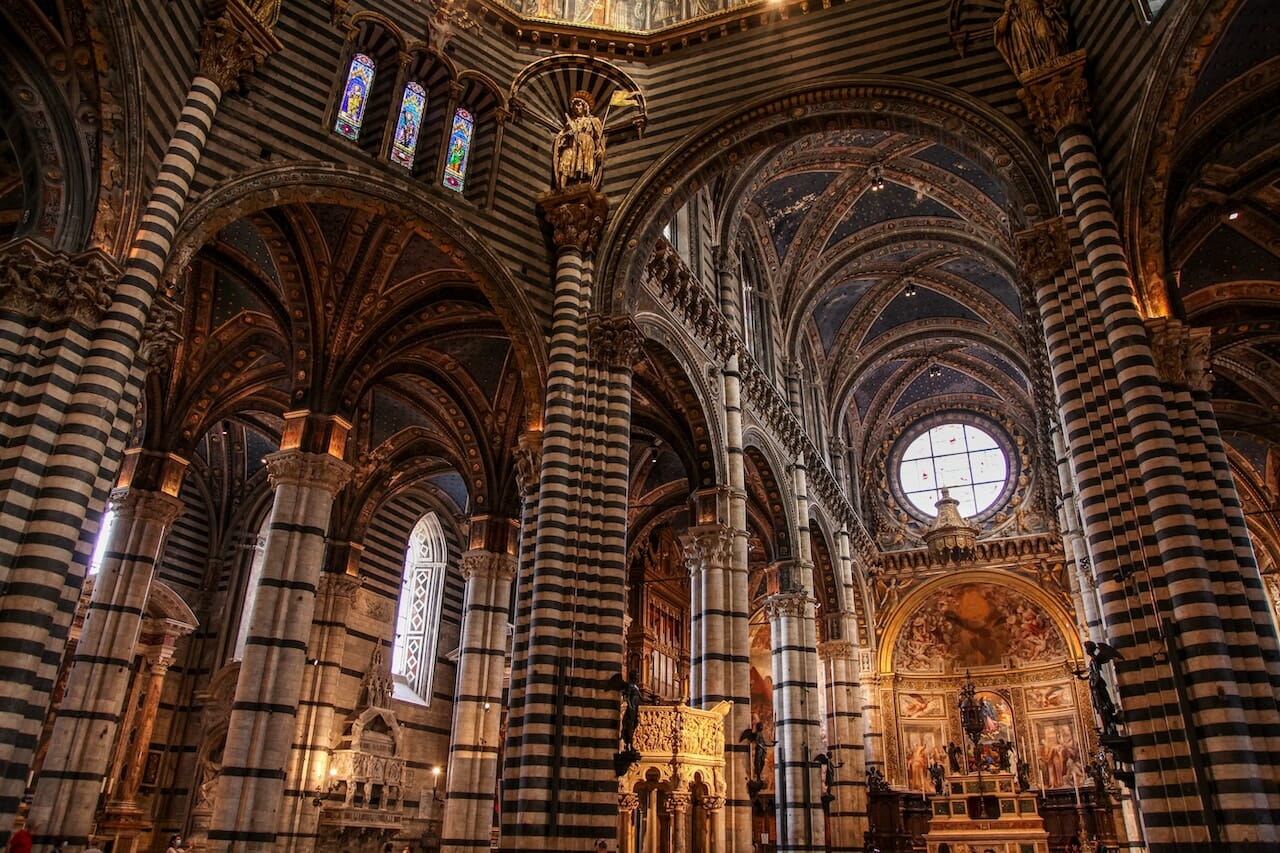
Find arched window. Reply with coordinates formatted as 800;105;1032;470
335;53;376;140
442;107;474;192
232;516;270;662
392;512;448;703
87;505;118;577
390;82;427;169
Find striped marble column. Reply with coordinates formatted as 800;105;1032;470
713;246;754;850
278;565;361;852
27;481;183;839
818;625;865;852
0;4;279;831
502;189;637;850
680;516;734;853
208;445;352;853
765;588;824;852
500;430;541;813
682;518;733;707
442;548;517;853
1018;85;1280;842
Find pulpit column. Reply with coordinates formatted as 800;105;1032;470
618;793;640;853
665;791;690;853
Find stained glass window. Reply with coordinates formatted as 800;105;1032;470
390;82;427;169
334;53;375;140
442;107;474;193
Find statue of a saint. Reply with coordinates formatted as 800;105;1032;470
992;0;1070;78
1077;639;1123;736
553;91;605;191
740;722;775;782
620;680;641;751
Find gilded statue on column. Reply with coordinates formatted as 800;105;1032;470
992;0;1070;78
553;90;605;191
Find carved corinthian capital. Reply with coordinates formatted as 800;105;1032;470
1145;317;1213;393
1017;51;1091;143
1015;218;1072;289
140;296;184;373
764;592;812;620
681;525;733;574
264;450;353;495
0;240;120;326
588;314;643;370
537;186;610;254
460;551;518;583
107;487;185;526
198;0;284;93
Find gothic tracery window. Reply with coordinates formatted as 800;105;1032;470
335;53;375;140
392;512;448;703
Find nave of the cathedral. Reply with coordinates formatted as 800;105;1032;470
0;2;1277;853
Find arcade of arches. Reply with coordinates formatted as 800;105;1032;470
0;2;1278;853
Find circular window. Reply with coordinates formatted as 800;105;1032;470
896;421;1011;519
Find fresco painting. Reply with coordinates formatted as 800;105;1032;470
1033;714;1085;789
748;619;776;786
893;582;1068;672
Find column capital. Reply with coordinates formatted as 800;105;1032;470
107;487;185;526
265;449;353;495
460;550;517;582
712;244;740;277
699;794;724;812
588;314;644;370
1016;51;1092;143
817;640;857;662
318;571;362;600
764;591;812;620
0;239;120;326
536;186;609;254
513;430;542;494
1145;317;1212;393
618;792;640;812
663;790;691;814
1015;217;1072;288
140;296;184;374
681;525;733;574
197;0;284;93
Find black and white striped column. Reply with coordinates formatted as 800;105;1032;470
1017;50;1280;837
503;189;637;849
818;611;865;852
279;566;361;850
0;7;279;831
712;246;755;850
765;586;824;852
27;484;183;839
442;549;517;852
208;447;351;853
